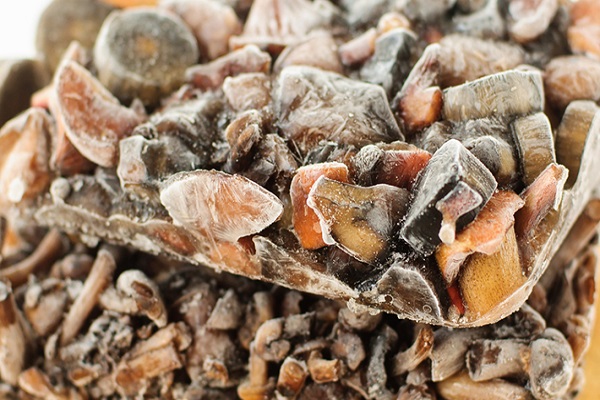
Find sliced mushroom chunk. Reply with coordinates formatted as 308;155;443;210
555;100;599;188
511;112;556;186
401;139;497;257
160;170;284;243
442;69;544;122
308;177;409;264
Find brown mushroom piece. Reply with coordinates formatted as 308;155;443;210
206;289;243;330
274;32;343;74
115;269;167;327
392;325;434;376
307;177;409;264
0;279;27;386
53;60;145;168
277;356;309;397
544;55;600;111
507;0;558;43
0;60;49;127
222;73;271;112
23;278;69;337
436;371;532;400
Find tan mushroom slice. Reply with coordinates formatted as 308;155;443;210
555;100;599;188
568;0;600;58
307;177;409;264
0;279;27;386
544;56;600;111
507;0;558;43
436;371;532;400
160;170;284;244
442;69;544;122
459;226;527;320
277;357;309;397
0;108;52;207
291;162;349;250
54;60;145;168
436;190;524;284
511;112;556;186
115;269;167;328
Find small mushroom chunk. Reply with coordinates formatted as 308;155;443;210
397;384;437;400
0;108;52;207
224;110;264;173
223;73;271;112
116;269;167;328
511;112;556;186
291;162;350;250
331;329;366;371
23;278;68;337
435;182;483;246
467;338;529;381
365;324;397;399
555;100;599;188
253;318;290;362
452;0;506;40
360;28;416;97
437;35;525;87
53;60;145;168
567;0;600;58
206;289;243;330
239;291;274;350
18;367;79;400
394;44;443;134
399;0;457;22
514;164;567;264
338;307;382;332
351;143;431;189
529;328;575;400
0;60;49;127
229;0;332;52
507;0;558;43
442;69;544;122
338;28;377;67
436;190;524;284
436;371;532;400
274;32;343;74
462;134;518;187
392;325;434;376
401;139;497;257
50;253;94;280
60;247;117;346
186;45;271;91
94;8;198;106
459;226;526;319
114;322;192;397
544;56;600;111
274;66;402;157
238;343;275;400
430;328;487;382
307;351;343;383
160;0;241;60
160;170;284;243
277;357;309;397
308;177;409;264
0;279;27;386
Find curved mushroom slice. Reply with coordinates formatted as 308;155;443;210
160;170;284;243
307;177;409;264
544;55;600;111
275;66;403;156
274;32;343;74
230;0;334;53
507;0;558;43
442;69;544;122
436;190;524;285
54;60;145;168
0;108;52;207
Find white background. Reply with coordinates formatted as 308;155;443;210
0;0;52;58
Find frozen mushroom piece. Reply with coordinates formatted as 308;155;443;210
274;32;343;74
436;371;532;400
277;357;309;397
401;139;497;257
223;73;271;112
0;60;49;127
160;0;241;60
116;269;167;327
511;112;556;186
567;0;600;58
54;60;145;168
555;100;599;188
452;0;506;39
338;28;377;67
507;0;558;43
443;69;544;122
308;177;409;264
186;45;271;91
275;66;403;156
0;280;27;386
94;8;199;106
544;55;600;111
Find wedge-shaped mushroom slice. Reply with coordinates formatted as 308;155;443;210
307;177;409;264
511;112;556;186
459;226;527;319
442;69;544;122
0;108;52;207
275;66;402;156
436;190;524;284
401;139;497;257
54;60;145;168
555;100;599;188
160;170;284;243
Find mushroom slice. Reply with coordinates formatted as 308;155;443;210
308;177;409;264
436;190;524;284
160;170;284;243
54;60;145;167
436;371;532;400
